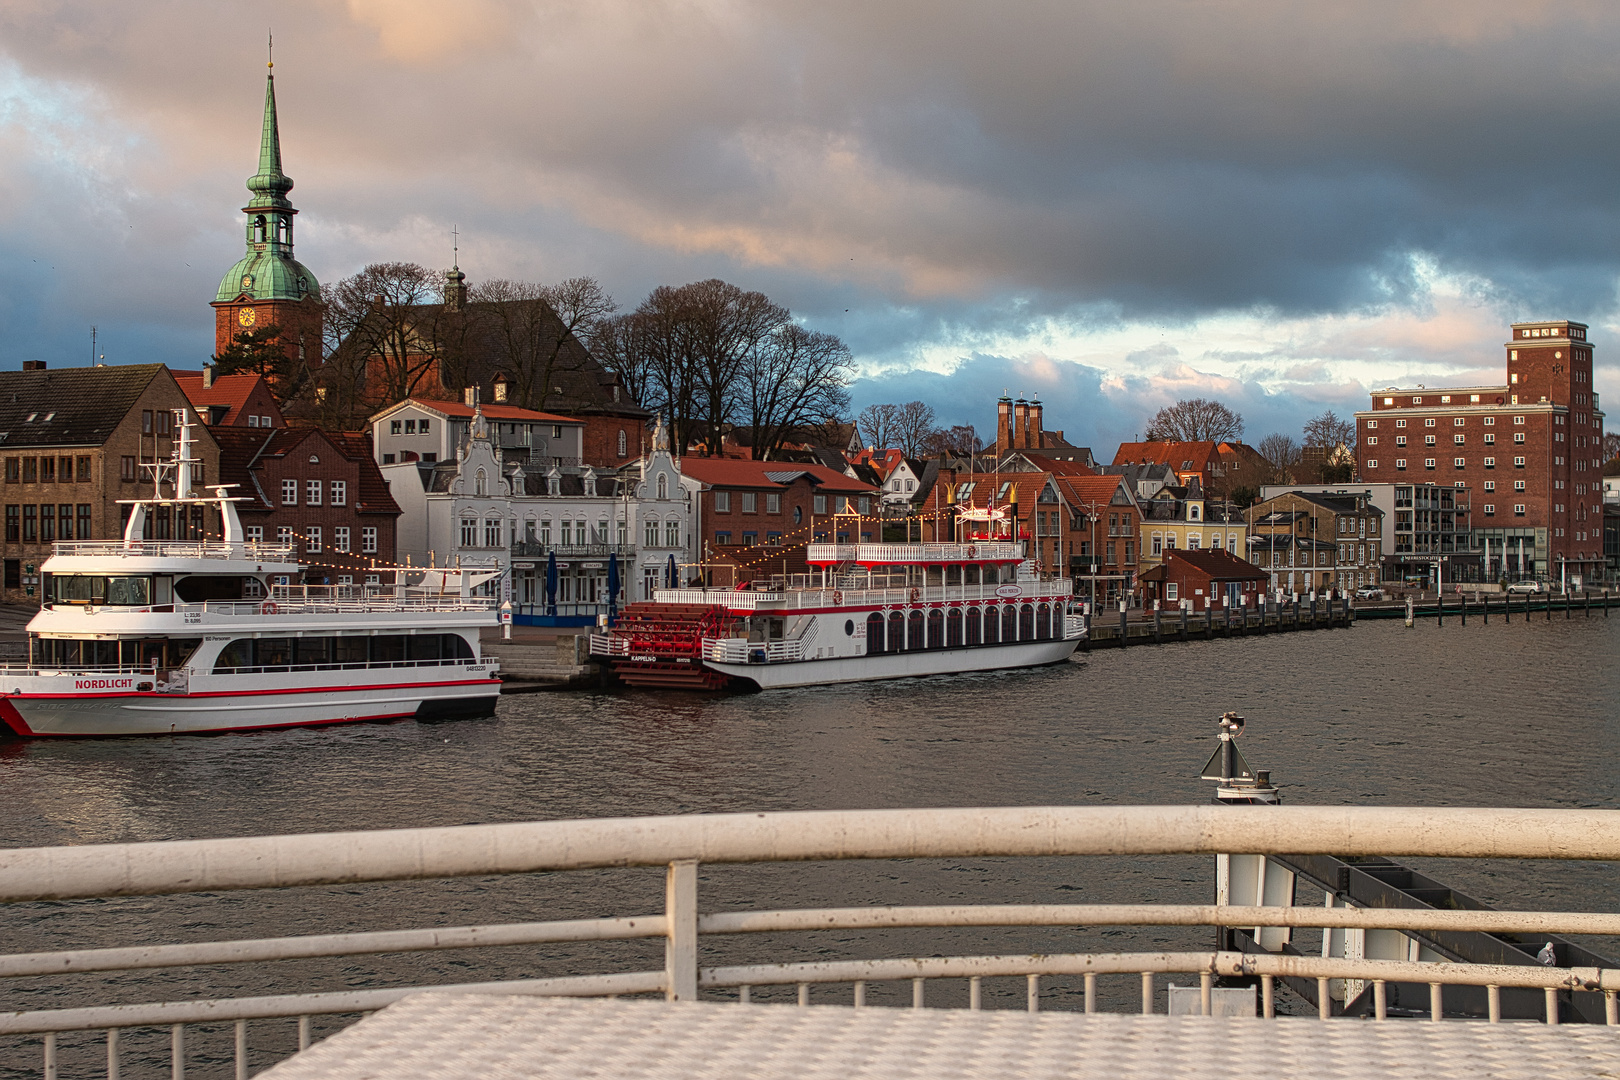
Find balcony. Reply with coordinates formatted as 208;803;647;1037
511;542;635;560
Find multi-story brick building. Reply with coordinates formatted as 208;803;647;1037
214;427;400;588
0;364;222;602
1245;490;1383;594
1355;320;1607;587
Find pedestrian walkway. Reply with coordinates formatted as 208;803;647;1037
259;993;1620;1080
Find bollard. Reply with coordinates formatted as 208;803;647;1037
1405;596;1415;628
1154;602;1162;643
1437;593;1444;627
1460;592;1466;626
1483;593;1488;624
1180;601;1188;641
1119;602;1128;648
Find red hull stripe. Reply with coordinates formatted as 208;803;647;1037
8;678;502;701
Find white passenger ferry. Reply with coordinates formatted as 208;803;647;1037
591;532;1084;690
0;416;501;738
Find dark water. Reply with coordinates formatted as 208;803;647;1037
3;615;1618;1074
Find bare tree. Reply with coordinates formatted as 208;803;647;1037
588;313;654;413
1144;398;1244;442
322;262;445;410
891;400;940;458
741;325;853;460
624;286;704;456
922;424;982;458
1302;409;1355;449
856;403;899;450
462;277;615;411
1605;431;1620;461
1257;433;1301;484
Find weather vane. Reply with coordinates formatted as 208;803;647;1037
268;31;274;69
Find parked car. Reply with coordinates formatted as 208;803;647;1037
1353;586;1384;600
1505;580;1546;594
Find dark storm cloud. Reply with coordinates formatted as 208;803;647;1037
3;1;1620;416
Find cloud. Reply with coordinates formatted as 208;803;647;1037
0;0;1617;447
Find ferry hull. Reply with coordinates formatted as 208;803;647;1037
706;637;1081;690
0;679;501;738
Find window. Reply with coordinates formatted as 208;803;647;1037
1484;433;1495;444
334;526;351;553
766;493;781;514
1484;457;1495;469
656;474;669;500
1513;415;1525;425
390;420;402;435
1424;458;1435;470
814;494;828;515
1396;419;1406;428
1484;416;1495;426
1151;533;1162;556
1366;459;1377;469
715;531;731;545
281;479;298;506
1514;480;1526;492
1395;436;1407;447
665;519;680;547
1366;420;1377;429
485;518;502;548
141;410;153;434
742;532;757;547
645;519;659;547
1366;437;1376;446
39;458;54;483
1395;459;1406;470
337;576;352;587
858;496;871;515
742;492;757;513
3;506;16;542
1514;504;1526;516
77;504;90;538
1513;432;1526;444
1483;481;1495;492
21;505;35;542
1166;583;1179;602
382;454;396;464
1514;456;1525;468
1454;435;1464;445
714;491;730;513
246;525;264;544
21;458;37;483
2;459;16;484
156;410;171;435
361;527;378;554
1425;435;1436;446
460;519;477;547
305;479;322;506
56;503;71;540
1454;457;1465;469
35;506;53;543
306;527;322;554
330;481;347;506
551;425;563;439
1425;418;1436;427
617;430;627;457
1453;417;1464;426
260;415;273;428
404;419;416;434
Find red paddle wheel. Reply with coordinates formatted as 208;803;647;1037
604;602;733;689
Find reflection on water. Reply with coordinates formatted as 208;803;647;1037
2;618;1618;1072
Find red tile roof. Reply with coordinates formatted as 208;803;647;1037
173;372;278;425
1139;547;1268;582
677;457;876;493
384;399;582;425
1023;453;1096;477
1112;441;1221;473
211;427;401;516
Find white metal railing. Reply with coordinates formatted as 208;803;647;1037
700;637;806;664
50;541;298;561
653;582;1071;612
806;542;1026;564
49;597;499;618
3;806;1619;1076
589;633;629;656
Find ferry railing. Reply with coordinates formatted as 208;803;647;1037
652;581;1073;611
699;637;806;664
806;542;1025;564
49;541;298;561
4;807;1620;1078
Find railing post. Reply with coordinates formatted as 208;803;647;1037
43;1033;56;1080
1261;975;1275;1019
1545;988;1560;1025
172;1024;185;1080
1084;973;1097;1013
1141;972;1153;1014
1027;974;1040;1012
234;1019;247;1080
665;859;699;1001
1487;985;1501;1024
1374;980;1387;1021
1317;978;1330;1020
1429;982;1443;1022
108;1028;121;1080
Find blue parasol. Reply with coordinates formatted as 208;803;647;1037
607;553;620;624
545;551;558;616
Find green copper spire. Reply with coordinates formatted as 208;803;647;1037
246;69;293;211
214;61;320;305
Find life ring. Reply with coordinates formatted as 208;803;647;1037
832;590;844;605
908;587;921;605
966;544;977;558
260;600;278;616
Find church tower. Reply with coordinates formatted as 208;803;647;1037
211;59;322;367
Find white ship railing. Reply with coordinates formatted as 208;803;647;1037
806;542;1026;564
3;807;1618;1078
49;541;298;561
44;597;499;618
652;581;1073;611
699;637;806;663
589;633;629;656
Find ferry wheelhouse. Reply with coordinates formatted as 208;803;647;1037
0;415;501;738
592;530;1084;691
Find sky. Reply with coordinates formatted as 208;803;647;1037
3;1;1619;457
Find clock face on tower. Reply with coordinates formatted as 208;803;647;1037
238;307;258;328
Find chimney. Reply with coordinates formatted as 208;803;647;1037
996;394;1014;457
1013;398;1029;450
1029;397;1043;449
21;360;45;372
202;364;215;389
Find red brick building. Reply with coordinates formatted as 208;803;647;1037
1355;320;1607;586
676;458;878;584
214;427;401;587
1110;440;1269;500
1139;548;1269;611
174;370;285;428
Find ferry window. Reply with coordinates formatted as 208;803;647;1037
946;608;963;647
371;636;407;663
966;607;981;645
333;638;368;665
1019;604;1035;639
256;639;293;667
983;605;999;644
907;610;924;651
866;613;886;654
1002;606;1018;642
